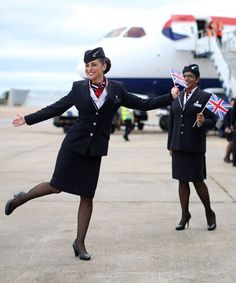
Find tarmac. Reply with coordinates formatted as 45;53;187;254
0;106;236;283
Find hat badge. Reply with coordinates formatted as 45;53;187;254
92;50;100;58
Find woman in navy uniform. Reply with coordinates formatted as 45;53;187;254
168;64;217;231
5;47;178;260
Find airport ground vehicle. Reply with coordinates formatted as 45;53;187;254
53;106;78;133
156;107;170;131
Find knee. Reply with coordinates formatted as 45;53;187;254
50;185;61;194
179;181;190;190
45;182;61;194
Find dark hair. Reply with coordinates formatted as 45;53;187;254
100;57;111;74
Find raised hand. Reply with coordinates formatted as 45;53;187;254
12;114;26;127
171;86;180;99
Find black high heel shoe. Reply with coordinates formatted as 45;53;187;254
72;240;91;260
5;192;25;215
176;213;191;230
206;211;216;231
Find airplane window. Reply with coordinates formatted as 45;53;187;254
123;27;146;38
105;27;127;37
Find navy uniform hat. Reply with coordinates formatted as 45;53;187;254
84;47;106;63
183;64;200;77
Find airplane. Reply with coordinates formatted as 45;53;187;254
77;2;236;98
55;1;236;133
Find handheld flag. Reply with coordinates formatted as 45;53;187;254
205;93;231;119
192;93;231;127
170;67;187;88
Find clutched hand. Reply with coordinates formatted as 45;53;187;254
171;86;180;99
196;112;205;127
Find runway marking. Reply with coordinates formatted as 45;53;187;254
209;175;235;202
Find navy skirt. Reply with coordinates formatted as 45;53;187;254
172;151;206;182
50;147;101;198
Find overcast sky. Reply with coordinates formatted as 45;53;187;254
0;0;232;92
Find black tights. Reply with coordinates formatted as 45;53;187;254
9;182;93;253
178;180;214;220
76;197;93;253
10;182;61;208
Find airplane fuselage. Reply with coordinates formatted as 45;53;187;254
77;11;236;97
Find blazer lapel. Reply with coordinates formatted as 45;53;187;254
98;80;119;111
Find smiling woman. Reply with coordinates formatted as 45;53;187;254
5;46;178;261
168;64;217;232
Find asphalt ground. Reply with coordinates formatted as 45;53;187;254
0;107;236;283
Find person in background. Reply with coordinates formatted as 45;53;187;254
110;109;120;134
168;64;217;231
223;99;234;163
121;106;135;141
214;18;224;46
205;20;215;37
5;47;179;260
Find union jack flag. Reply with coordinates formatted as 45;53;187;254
170;67;187;88
205;93;231;119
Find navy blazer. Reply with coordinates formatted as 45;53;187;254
167;88;216;153
25;79;173;156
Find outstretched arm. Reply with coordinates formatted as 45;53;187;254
24;90;74;125
121;86;179;111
